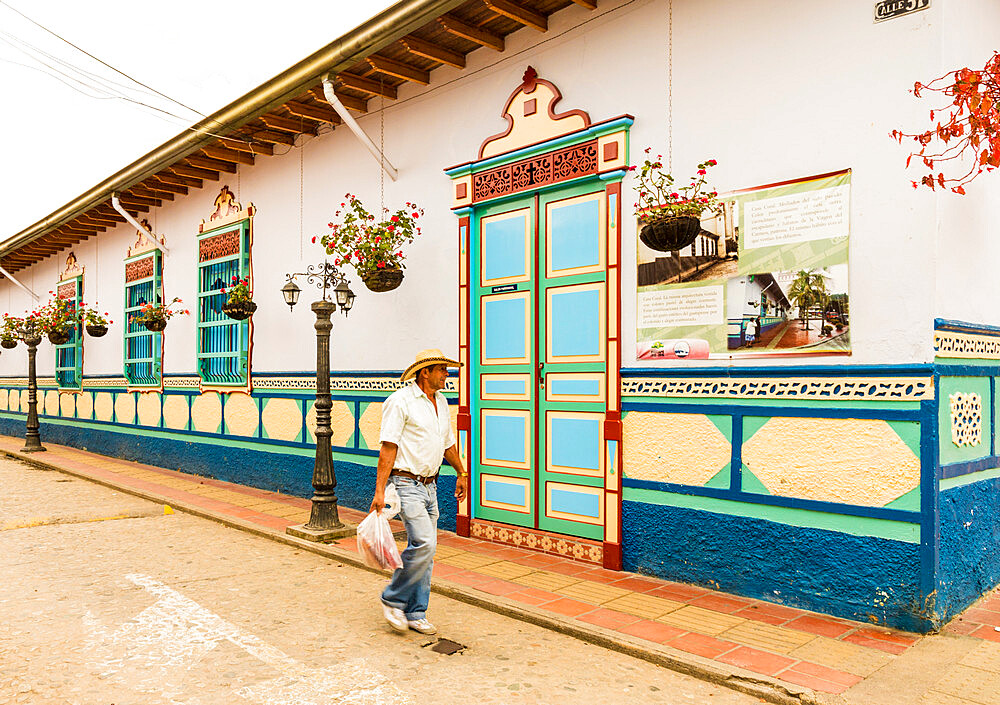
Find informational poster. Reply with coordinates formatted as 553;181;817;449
636;170;850;360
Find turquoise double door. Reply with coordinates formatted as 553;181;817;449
472;182;610;541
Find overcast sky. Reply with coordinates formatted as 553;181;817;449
0;0;397;242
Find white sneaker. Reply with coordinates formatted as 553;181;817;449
407;618;437;635
382;603;408;633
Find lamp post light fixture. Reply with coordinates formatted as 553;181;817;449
19;318;45;453
281;261;357;542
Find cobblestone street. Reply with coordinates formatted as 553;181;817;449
0;457;762;705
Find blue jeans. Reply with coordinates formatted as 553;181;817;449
381;476;439;620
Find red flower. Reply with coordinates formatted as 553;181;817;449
412;212;419;219
708;159;717;166
390;215;399;222
311;236;317;243
377;261;386;269
697;169;707;175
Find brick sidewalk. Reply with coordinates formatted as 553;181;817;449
4;435;1000;704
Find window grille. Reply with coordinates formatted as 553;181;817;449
54;276;83;390
124;250;162;387
196;219;250;386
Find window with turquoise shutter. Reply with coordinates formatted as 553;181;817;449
196;218;250;386
54;276;83;390
124;250;162;387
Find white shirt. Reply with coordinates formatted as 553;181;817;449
379;382;456;477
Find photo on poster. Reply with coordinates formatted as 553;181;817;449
636;170;851;361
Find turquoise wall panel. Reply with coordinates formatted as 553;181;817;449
550;416;601;470
483;413;526;464
483;297;527;360
550;289;600;357
939;376;992;465
482;215;527;281
550;487;601;518
483;479;527;508
550;199;599;271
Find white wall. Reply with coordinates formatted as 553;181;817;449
0;0;971;378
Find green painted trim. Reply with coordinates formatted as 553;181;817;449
703;466;730;489
706;413;732;441
883;486;920;510
55;274;84;391
886;420;922;459
935;357;999;366
622;486;920;543
741;416;771;443
938;376;992;465
940;466;1000;491
738;465;771;494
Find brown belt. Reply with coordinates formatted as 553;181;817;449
391;469;438;485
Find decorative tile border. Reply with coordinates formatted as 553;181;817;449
934;331;1000;360
470;519;603;565
621;377;934;401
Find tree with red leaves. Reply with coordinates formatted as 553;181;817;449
891;52;1000;195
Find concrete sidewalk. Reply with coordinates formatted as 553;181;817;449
3;434;999;705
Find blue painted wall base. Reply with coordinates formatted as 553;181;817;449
0;418;457;532
938;477;1000;622
622;499;932;633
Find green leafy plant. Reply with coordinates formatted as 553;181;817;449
315;194;422;276
33;297;79;334
79;303;112;327
132;297;189;324
891;52;1000;193
220;275;252;305
629;152;721;220
1;314;22;341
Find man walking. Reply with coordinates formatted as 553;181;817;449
371;349;469;635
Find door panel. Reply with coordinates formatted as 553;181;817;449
472;185;608;541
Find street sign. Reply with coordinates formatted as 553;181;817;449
874;0;930;23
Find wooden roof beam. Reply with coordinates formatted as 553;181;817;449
570;0;597;8
309;86;367;113
78;213;118;227
284;100;340;125
399;35;466;69
219;138;273;156
132;185;174;201
155;172;203;189
186;155;238;174
170;164;220;181
120;192;161;207
93;205;129;221
438;14;504;51
243;129;295;146
366;55;431;85
483;0;548;32
70;217;106;232
259;114;317;135
201;145;255;166
112;197;151;213
146;176;188;195
335;73;398;100
58;226;97;237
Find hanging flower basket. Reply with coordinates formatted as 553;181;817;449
1;337;17;349
143;317;168;332
361;267;404;293
23;334;42;347
47;327;73;345
639;216;702;253
86;324;108;338
222;300;257;320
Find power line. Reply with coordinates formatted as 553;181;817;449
0;0;204;118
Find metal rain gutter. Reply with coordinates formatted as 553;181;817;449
322;75;398;181
112;194;170;255
0;0;465;260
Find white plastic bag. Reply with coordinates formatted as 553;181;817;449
357;482;403;571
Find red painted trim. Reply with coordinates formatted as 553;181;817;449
459;214;471;533
602;540;622;570
725;168;851;195
456;514;471;537
532;192;541;531
603;419;622;441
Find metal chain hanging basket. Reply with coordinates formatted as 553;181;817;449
143;317;167;332
361;267;404;293
639;216;702;253
86;324;108;337
47;328;73;345
222;300;257;321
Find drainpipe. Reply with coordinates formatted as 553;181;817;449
112;194;170;255
321;75;397;181
0;266;39;302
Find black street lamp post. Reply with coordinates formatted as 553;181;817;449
19;319;45;453
281;261;357;542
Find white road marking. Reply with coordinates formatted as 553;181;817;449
83;573;411;705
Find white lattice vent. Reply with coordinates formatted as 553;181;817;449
950;392;983;447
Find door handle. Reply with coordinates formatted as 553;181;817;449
537;361;545;388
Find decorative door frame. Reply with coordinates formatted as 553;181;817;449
445;67;632;569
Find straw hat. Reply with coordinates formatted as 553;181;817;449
401;348;463;382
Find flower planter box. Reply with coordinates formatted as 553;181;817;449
639;216;702;253
47;328;72;345
222;300;257;321
361;267;404;293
